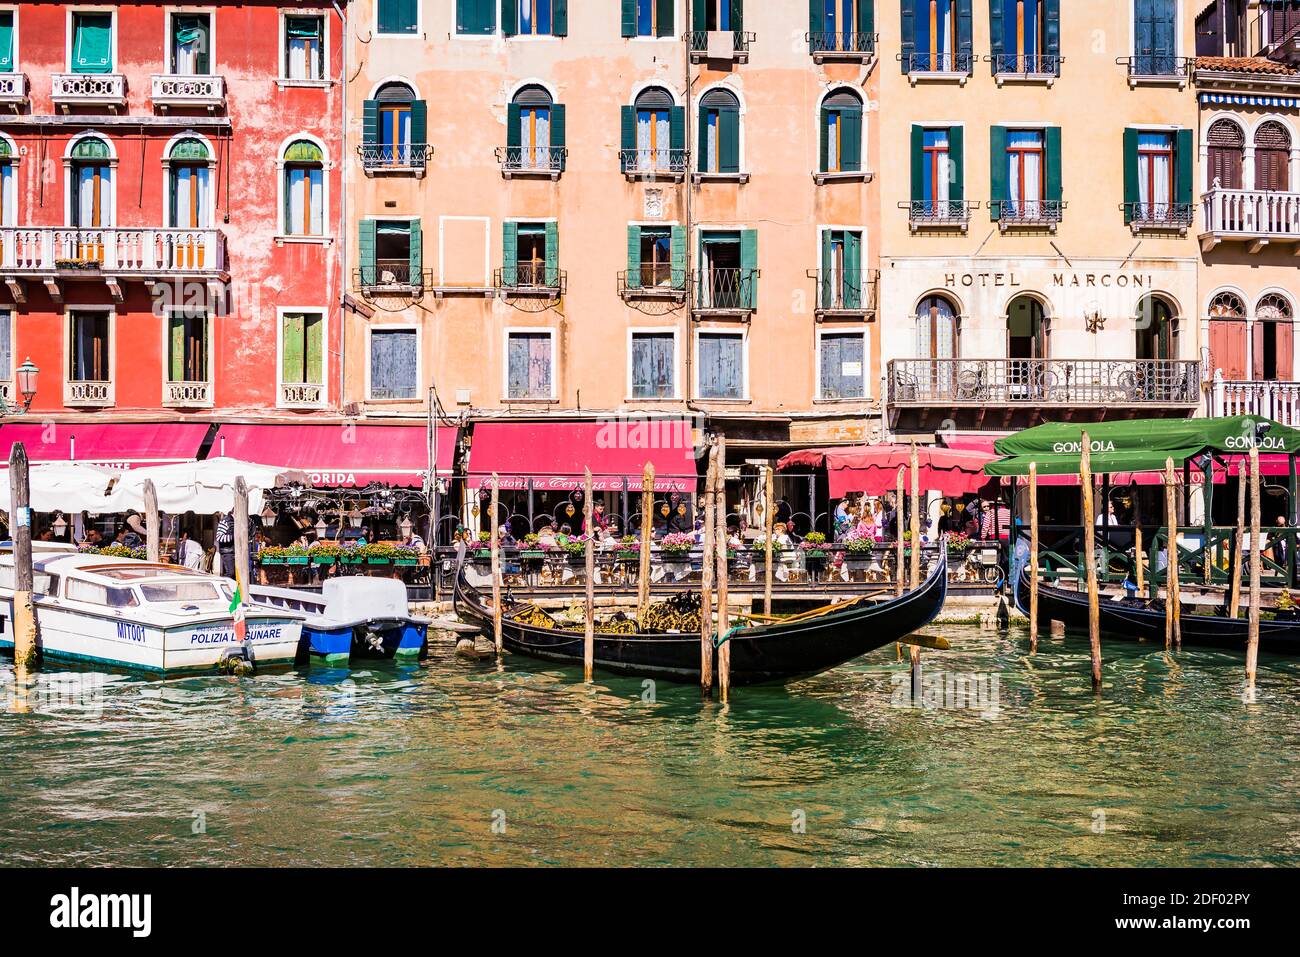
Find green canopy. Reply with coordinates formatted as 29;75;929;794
985;415;1300;477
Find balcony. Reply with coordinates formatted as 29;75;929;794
495;264;565;299
900;51;975;82
0;73;29;109
51;73;127;111
150;74;225;111
619;148;689;182
1250;10;1300;65
994;199;1066;231
806;31;876;63
163;379;213;409
1116;55;1192;88
280;381;326;409
1123;202;1194;234
1211;374;1300;428
808;269;877;319
359;143;432;174
0;380;11;404
1200;186;1300;252
495;146;566;179
687;31;754;64
355;262;432;295
618;266;688;301
64;380;114;408
691;268;758;316
987;53;1062;85
903;200;977;231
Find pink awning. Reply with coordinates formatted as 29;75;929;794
467;420;699;493
0;422;210;468
210;423;454;488
779;444;998;498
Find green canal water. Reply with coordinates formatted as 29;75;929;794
2;626;1299;867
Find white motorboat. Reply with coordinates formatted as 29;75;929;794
0;549;304;675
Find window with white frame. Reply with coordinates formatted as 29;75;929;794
369;327;418;399
167;137;211;228
506;330;554;399
69;310;110;383
630;331;675;398
69;136;113;228
0;10;16;73
70;10;114;74
281;311;325;388
0;308;11;384
169;12;211;75
0;140;15;228
282;139;324;236
377;0;419;36
818;331;866;399
167;310;208;384
697;331;744;399
283;14;324;81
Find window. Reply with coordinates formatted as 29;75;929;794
1133;0;1177;75
457;0;496;35
623;0;674;38
810;1;875;54
506;331;554;400
819;333;866;400
0;138;15;228
71;12;113;74
66;579;137;608
697;332;744;400
506;85;565;172
1206;119;1244;190
369;328;418;400
70;137;112;230
503;221;559;288
282;140;325;236
359;218;423;287
992;0;1059;75
1137;132;1172;218
622;87;684;173
281;311;325;388
1208;291;1247;380
1135;295;1176;361
1255;294;1294;381
170;13;210;75
168;312;208;384
916;295;959;359
627;224;685;289
696;0;738;32
818;229;864;310
630;332;676;398
910;125;965;219
377;0;419;35
820;89;863;174
0;11;17;72
1255;121;1292;192
505;0;567;37
990;127;1062;223
698;230;758;310
168;138;211;229
1124;129;1193;226
902;0;971;73
70;311;110;383
698;88;740;174
363;82;427;167
283;15;324;81
0;309;11;383
1007;295;1048;360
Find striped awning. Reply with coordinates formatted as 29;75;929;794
1200;92;1300;109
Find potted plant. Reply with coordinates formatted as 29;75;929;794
285;544;310;566
800;531;828;576
844;535;875;574
258;545;288;566
562;537;589;564
660;532;694;560
338;544;366;566
520;533;546;560
393;544;420;567
309;542;341;566
475;530;492;559
364;542;395;565
615;536;640;562
946;532;974;557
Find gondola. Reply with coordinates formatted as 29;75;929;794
1014;569;1300;655
453;547;948;686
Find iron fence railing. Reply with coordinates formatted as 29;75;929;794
1117;55;1193;79
899;51;975;74
495;265;566;294
495;145;567;174
986;53;1062;76
888;358;1202;407
618;266;688;296
1124;202;1195;229
359;143;432;169
994;199;1066;227
355;262;431;291
686;30;755;57
619;148;689;176
691;267;758;311
808;268;878;313
806;31;877;56
903;200;977;227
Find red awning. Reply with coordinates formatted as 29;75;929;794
467;420;699;493
779;444;998;498
0;422;210;468
210;423;454;488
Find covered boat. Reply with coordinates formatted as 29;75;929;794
454;549;947;686
251;577;429;664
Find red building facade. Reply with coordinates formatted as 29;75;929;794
0;1;344;422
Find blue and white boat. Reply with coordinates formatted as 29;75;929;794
251;577;428;665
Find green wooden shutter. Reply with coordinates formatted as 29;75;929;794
1176;128;1194;207
362;100;379;148
544;222;559;287
670;106;685;152
379;0;418;34
657;0;674;36
169;315;185;381
671;225;686;289
989;125;1007;220
845;232;862;308
359;219;377;281
698;108;710;171
410;101;427;148
502;221;519;285
73;13;113;74
627;225;642;288
621;0;636;36
860;0;875;34
809;0;821;53
819;108;829;172
957;0;973;67
719;109;740;173
900;0;915;72
740;229;758;309
1044;0;1060;63
948;125;964;202
282;312;304;383
550;104;566;171
731;0;743;32
820;230;833;309
1123;127;1139;223
621;105;636;171
507;103;522;149
841;108;862;172
988;0;1003;72
458;0;495;34
305;314;323;385
0;13;14;72
553;0;567;36
409;219;422;277
910;125;924;202
1045;126;1062;206
693;0;707;31
501;0;518;36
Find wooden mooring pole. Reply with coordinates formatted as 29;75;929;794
490;473;502;656
234;476;250;595
1230;466;1246;621
699;444;716;696
1080;432;1102;691
143;479;161;564
1164;457;1181;650
895;467;905;597
1029;462;1040;653
583;468;595;682
637;463;654;622
8;443;37;667
763;464;774;617
1135;525;1145;599
715;436;731;702
1247;447;1261;690
908;444;922;698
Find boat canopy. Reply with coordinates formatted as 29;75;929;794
778;444;997;497
985;415;1300;478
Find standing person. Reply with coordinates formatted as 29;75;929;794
177;529;205;571
216;510;237;578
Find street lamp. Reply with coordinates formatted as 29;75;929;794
1;358;39;415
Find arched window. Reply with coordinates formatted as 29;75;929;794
626;86;680;173
0;137;15;228
1255;121;1291;191
508;84;563;172
820;88;863;174
1007;295;1048;360
282;139;324;236
374;82;418;166
1208;291;1247;379
167;137;211;229
1206;119;1244;190
916;295;959;359
1135;295;1177;361
69;136;112;230
1255;293;1294;380
698;88;740;174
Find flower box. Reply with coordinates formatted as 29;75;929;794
366;557;392;566
394;558;418;567
474;549;492;559
339;555;365;565
520;550;546;560
260;557;286;566
310;555;337;565
286;556;310;566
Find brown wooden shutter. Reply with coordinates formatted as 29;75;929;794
1255;122;1291;192
1207;119;1244;190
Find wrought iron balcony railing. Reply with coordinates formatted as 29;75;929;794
808;269;878;315
1123;202;1195;231
359;143;432;170
150;74;225;109
0;227;226;276
994;199;1066;228
355;262;431;292
1117;55;1193;81
686;30;755;61
163;379;213;408
691;267;758;312
888;358;1202;408
619;267;688;298
806;31;877;57
899;51;975;75
1202;187;1300;244
495;265;566;296
495;145;567;175
904;200;977;228
51;72;127;108
619;148;690;177
987;53;1062;77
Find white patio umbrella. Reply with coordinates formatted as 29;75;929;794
99;457;311;516
0;463;118;515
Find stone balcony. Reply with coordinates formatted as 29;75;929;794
1200;186;1300;253
0;73;28;109
51;73;127;111
163;379;213;409
64;380;114;409
150;74;225;111
280;382;326;409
